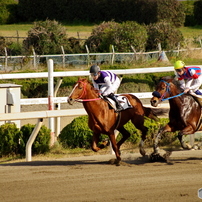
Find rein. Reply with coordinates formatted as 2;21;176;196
161;92;185;101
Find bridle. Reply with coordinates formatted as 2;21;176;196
70;80;101;102
152;80;184;101
152;80;171;101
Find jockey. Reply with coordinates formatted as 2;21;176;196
174;60;202;95
89;64;123;111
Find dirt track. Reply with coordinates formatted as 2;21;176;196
0;149;202;202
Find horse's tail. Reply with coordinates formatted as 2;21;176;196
143;107;159;121
143;106;169;121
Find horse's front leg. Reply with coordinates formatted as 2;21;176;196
153;124;172;154
178;125;194;150
109;133;121;165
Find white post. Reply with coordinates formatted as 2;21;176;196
26;118;43;161
48;59;55;146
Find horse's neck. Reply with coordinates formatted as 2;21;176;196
83;90;104;112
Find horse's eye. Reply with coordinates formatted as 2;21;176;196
78;86;82;89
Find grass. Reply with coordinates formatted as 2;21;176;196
0;23;201;39
0;23;93;38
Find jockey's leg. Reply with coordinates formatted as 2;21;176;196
108;93;123;111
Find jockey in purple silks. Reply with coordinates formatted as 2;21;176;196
89;64;123;111
174;60;202;95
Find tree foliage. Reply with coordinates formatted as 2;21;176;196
194;0;202;25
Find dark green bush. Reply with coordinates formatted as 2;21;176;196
0;123;23;157
59;116;108;149
59;115;177;149
85;21;147;53
23;19;73;55
146;21;184;51
20;124;51;155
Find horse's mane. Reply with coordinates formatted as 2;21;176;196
78;78;100;95
160;76;182;94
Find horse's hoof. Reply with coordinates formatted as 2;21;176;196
149;152;167;162
108;159;121;166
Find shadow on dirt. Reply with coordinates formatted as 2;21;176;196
0;153;201;167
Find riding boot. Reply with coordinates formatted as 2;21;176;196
108;93;123;112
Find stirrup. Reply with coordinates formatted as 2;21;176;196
115;105;123;112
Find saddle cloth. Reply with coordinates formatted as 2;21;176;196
106;95;133;110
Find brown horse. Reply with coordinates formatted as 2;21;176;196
150;76;202;154
67;78;157;165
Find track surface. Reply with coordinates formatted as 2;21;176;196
0;149;202;202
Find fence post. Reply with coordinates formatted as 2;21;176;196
32;48;36;68
131;45;137;61
85;45;90;67
4;47;8;71
111;45;115;65
48;59;55;146
61;46;65;68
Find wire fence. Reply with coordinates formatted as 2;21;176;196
0;44;201;72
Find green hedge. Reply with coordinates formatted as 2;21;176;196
59;115;177;149
0;123;50;157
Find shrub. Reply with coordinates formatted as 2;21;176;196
59;115;176;149
23;19;72;55
85;21;147;53
146;21;184;51
20;124;51;155
0;123;23;157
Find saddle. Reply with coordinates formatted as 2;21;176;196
103;95;133;111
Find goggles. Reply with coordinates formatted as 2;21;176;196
90;73;98;77
176;68;184;73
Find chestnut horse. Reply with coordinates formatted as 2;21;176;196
67;78;157;165
150;76;202;154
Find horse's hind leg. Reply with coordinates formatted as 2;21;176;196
116;126;130;150
91;132;102;152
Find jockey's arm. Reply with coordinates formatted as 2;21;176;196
186;69;200;90
102;77;113;96
92;80;99;90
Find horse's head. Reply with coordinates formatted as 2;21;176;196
67;78;89;105
150;76;174;107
